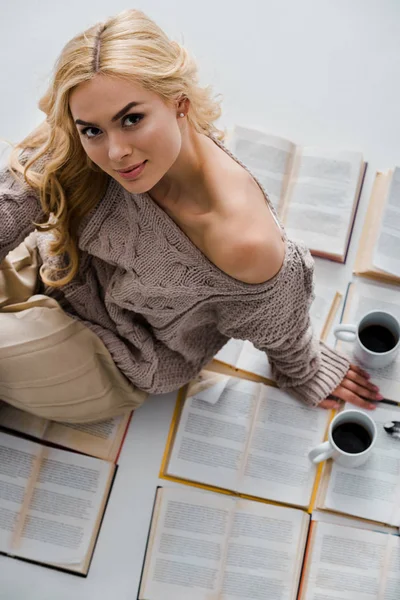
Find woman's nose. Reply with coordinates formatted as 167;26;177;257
108;134;132;163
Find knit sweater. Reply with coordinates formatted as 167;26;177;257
0;142;350;405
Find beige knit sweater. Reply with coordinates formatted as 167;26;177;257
0;142;350;405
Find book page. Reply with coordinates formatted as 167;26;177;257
337;279;400;400
0;403;130;461
221;499;308;600
381;536;400;600
230;125;296;213
311;509;397;535
17;448;113;566
0;431;114;566
301;521;388;600
214;339;246;370
44;415;130;461
167;373;261;492
139;486;234;600
322;404;400;525
353;171;395;282
309;283;341;339
0;432;40;552
214;339;272;381
283;147;364;258
239;387;330;507
373;166;400;278
0;403;48;439
235;341;272;380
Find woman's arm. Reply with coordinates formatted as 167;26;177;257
0;165;43;262
215;238;380;408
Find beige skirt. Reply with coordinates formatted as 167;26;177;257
0;233;148;423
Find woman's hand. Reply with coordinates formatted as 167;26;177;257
319;364;382;410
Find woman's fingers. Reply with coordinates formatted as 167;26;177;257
320;364;381;411
346;368;380;395
319;399;341;410
330;384;377;410
340;376;381;400
349;364;370;379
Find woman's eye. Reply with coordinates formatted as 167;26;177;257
81;127;101;139
80;114;143;139
123;113;144;127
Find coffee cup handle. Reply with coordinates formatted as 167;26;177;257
308;442;334;464
333;324;357;342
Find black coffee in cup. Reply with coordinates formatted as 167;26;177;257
332;422;372;454
359;324;397;353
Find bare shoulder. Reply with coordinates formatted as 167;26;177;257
204;161;285;284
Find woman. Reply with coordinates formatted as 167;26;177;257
0;9;381;422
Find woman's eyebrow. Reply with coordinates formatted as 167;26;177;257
75;101;143;127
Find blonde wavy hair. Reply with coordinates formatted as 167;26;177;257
9;9;224;287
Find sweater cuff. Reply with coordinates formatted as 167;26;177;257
282;341;350;407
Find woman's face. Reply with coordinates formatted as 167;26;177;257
69;75;183;193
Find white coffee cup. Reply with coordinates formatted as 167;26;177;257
308;410;377;467
334;310;400;369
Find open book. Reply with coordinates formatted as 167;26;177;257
299;519;400;599
139;487;400;600
230;125;366;262
138;486;309;600
336;278;400;401
354;168;400;284
0;402;132;462
212;283;342;383
161;371;330;508
316;402;400;526
0;430;115;575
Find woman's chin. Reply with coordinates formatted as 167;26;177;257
115;174;155;195
119;180;148;194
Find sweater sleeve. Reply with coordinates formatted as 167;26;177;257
0;165;43;263
215;239;350;406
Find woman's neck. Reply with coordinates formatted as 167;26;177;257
149;128;214;213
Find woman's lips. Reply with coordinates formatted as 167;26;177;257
117;161;147;180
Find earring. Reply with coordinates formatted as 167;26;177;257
179;113;185;118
